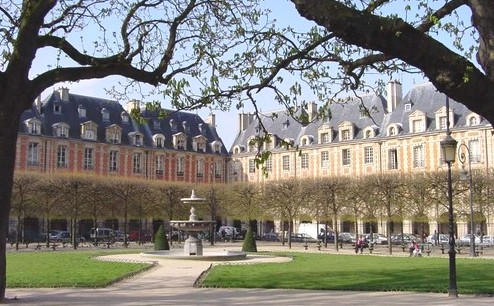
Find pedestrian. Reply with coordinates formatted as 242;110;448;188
408;240;415;256
355;236;364;254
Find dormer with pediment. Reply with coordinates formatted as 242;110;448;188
211;140;222;154
362;125;378;139
106;124;122;144
466;113;481;127
386;123;402;137
264;134;277;150
318;125;333;144
247;136;257;153
128;131;144;147
408;110;426;133
81;121;98;141
52;122;70;138
338;121;355;141
173;132;187;150
193;135;207;152
434;106;454;130
153;133;165;148
24;118;42;135
300;134;314;147
232;144;246;154
169;119;178;132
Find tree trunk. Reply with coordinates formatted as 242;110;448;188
0;99;23;300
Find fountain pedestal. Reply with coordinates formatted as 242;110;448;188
170;192;215;256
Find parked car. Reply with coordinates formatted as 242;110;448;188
113;230;128;242
338;232;356;244
390;233;418;245
476;235;494;245
364;233;388;245
52;231;71;243
318;232;336;243
128;230;152;242
290;233;318;243
427;233;449;244
262;232;280;242
458;234;478;246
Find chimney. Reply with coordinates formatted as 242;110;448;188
58;87;69;101
386;81;402;113
238;112;251;134
126;99;140;114
206;112;216;128
307;102;318;122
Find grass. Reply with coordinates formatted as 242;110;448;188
201;253;494;295
7;250;151;288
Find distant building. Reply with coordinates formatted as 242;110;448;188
229;82;494;238
17;87;228;182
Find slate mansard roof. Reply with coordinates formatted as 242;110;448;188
19;88;228;155
230;82;489;152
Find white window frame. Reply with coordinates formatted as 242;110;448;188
133;153;142;174
57;145;68;168
155;155;164;174
413;145;424;168
84;147;94;170
177;156;185;176
109;150;119;172
27;142;39;166
342;149;351;166
301;153;309;169
321;151;329;168
364;147;374;164
282;155;290;171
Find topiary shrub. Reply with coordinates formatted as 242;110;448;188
154;225;169;250
242;226;257;252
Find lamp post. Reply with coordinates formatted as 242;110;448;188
458;143;476;257
440;96;458;298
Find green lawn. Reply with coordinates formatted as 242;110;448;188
7;250;150;288
201;253;494;295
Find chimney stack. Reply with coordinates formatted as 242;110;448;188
386;81;402;113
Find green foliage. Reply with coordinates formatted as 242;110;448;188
7;251;150;288
154;225;169;251
202;253;494;294
241;227;257;252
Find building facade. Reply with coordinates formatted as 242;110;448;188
229;82;494;238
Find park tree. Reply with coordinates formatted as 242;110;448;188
0;0;269;298
10;173;40;250
312;177;348;250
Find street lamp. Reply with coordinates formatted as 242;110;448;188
439;96;458;298
458;143;476;257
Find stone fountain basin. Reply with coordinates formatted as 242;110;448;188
141;249;247;261
170;220;216;232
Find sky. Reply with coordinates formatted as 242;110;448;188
32;1;446;150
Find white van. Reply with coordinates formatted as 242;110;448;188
90;227;114;240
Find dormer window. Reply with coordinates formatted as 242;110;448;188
105;124;122;144
53;104;62;114
408;110;426;133
101;108;110;122
173;132;187;150
338;121;354;141
363;126;377;139
300;135;314;146
153;134;165;148
25;118;42;135
53;122;70;138
128;132;144;146
81;121;98;140
466;113;480;127
404;103;412;112
121;112;129;124
194;135;207;152
211;141;222;153
435;106;454;130
389;127;396;136
78;105;86;118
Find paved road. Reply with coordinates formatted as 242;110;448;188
4;242;494;305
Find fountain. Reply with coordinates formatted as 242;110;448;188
141;190;246;260
170;190;215;256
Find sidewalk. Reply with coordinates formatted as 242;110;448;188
5;242;494;305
